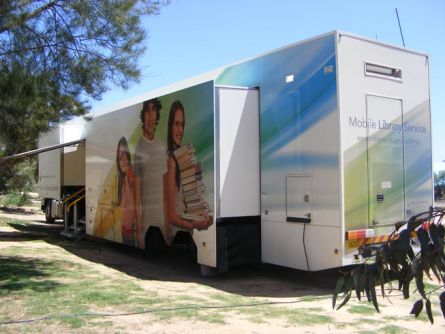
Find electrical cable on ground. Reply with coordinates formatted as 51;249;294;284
0;296;331;326
303;221;310;271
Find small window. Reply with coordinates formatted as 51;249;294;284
365;62;402;80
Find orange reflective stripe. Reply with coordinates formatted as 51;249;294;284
364;234;390;244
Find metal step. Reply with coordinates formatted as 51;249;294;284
60;219;85;240
60;228;85;240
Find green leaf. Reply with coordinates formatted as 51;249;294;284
401;265;411;299
398;277;403;291
413;259;426;299
402;280;410;299
409;299;423;317
368;275;380;313
332;275;345;309
425;299;434;324
435;253;445;273
384;269;393;293
423;254;432;280
365;279;371;302
336;276;354;310
430;256;442;282
341;276;350;297
399;230;411;251
336;291;352;311
380;279;386;299
352;269;361;301
440;291;445;319
375;250;386;298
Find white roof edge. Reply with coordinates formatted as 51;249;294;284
336;30;429;57
215;30;338;69
91;68;223;117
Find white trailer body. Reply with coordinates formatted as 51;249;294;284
40;31;433;272
38;118;86;221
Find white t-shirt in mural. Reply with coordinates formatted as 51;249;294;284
134;135;167;229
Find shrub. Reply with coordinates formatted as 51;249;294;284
0;191;32;207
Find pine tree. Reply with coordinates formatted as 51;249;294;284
0;0;168;154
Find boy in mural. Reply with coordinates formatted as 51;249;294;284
134;98;168;248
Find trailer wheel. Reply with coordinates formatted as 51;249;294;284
45;203;55;224
200;264;218;277
186;234;197;262
145;227;166;253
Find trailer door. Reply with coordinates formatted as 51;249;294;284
366;95;405;226
216;87;260;218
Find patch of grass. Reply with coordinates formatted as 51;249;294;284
238;304;333;326
90;320;114;328
424;281;441;292
270;306;333;326
0;245;48;257
173;295;208;303
357;317;380;324
208;292;250;305
0;217;29;226
0;252;164;329
191;294;334;327
61;316;87;329
246;314;267;324
348;304;379;315
379;324;411;334
154;292;242;323
0;256;61;296
131;296;164;309
333;322;351;329
197;312;226;324
135;293;229;324
383;315;405;322
156;307;201;321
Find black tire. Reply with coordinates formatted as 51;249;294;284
186;234;197;262
145;227;166;253
200;264;218;277
45;203;55;224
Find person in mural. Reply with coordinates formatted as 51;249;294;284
116;136;137;246
165;100;213;234
134;98;168;248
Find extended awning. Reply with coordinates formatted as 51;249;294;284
0;139;85;166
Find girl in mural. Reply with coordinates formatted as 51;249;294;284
165;100;212;236
116;136;137;246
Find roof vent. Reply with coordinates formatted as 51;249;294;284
365;62;402;80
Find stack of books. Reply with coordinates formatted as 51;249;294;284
173;144;210;222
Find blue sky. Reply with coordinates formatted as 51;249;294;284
91;0;445;171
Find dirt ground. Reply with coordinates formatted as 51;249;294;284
1;204;444;333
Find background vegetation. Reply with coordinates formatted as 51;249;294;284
435;171;445;201
0;0;169;192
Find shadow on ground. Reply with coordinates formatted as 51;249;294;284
2;216;339;299
0;256;62;296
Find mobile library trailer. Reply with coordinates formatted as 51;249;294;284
37;31;433;273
